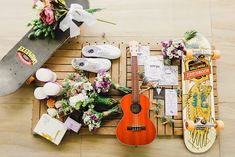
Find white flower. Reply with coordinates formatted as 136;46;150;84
47;108;58;118
35;0;44;10
83;82;93;91
55;101;63;109
74;82;83;88
69;93;86;107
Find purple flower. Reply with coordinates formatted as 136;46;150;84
160;39;186;64
94;70;112;93
168;40;173;45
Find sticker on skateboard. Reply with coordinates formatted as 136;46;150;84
17;46;37;65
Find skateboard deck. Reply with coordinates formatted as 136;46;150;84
181;32;222;153
182;47;218;152
0;0;89;96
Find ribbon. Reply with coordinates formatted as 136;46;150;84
59;4;96;38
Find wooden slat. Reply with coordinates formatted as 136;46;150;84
46;57;73;64
58;39;82;50
40;100;47;117
119;43;127;86
149;89;157;134
111;42;120;84
174;120;183;128
174;128;183;136
157;99;165;136
31;99;41;135
53;50;82;57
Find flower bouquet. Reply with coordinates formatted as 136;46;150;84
59;73;119;115
28;0;102;39
82;105;121;132
60;73;96;114
53;72;123;133
161;39;186;65
94;70;132;95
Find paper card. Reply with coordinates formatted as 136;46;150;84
64;117;82;133
137;46;150;65
34;114;67;145
160;66;178;86
153;87;165;100
144;56;164;82
165;89;178;116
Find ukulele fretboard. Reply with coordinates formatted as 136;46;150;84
131;56;139;104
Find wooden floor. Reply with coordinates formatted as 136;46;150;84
0;0;234;156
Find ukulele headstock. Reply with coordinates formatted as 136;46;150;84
129;41;139;56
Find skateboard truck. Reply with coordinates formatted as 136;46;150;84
185;117;224;132
186;49;220;60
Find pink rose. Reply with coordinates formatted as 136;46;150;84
39;7;55;25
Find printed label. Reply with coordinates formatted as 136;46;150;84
17;46;37;65
184;67;211;80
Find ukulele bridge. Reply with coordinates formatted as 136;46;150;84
127;126;146;131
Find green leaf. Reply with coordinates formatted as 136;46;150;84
51;31;55;39
86;8;103;14
33;26;39;31
96;95;118;106
27;23;32;27
44;31;49;37
47;27;52;32
183;30;197;41
35;29;42;37
28;32;35;40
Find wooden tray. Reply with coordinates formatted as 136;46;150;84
31;39;219;136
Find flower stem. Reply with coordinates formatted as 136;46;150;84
97;18;116;25
111;83;132;94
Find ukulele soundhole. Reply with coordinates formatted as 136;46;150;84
130;103;141;114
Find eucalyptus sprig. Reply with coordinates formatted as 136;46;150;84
155;115;175;126
183;30;197;42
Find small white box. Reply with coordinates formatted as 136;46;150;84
34;114;67;145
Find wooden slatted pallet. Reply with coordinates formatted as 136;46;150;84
31;39;219;136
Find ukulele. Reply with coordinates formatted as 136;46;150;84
116;41;156;146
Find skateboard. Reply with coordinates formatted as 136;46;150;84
182;34;224;153
0;0;89;96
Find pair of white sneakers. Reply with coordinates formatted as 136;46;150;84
72;44;121;73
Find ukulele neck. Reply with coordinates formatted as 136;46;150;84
131;56;139;104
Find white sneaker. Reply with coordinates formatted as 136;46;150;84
71;58;111;73
82;44;121;59
36;68;57;82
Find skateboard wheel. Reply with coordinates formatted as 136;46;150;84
43;82;62;96
25;76;35;85
186;50;193;59
212;50;220;60
36;68;57;82
34;87;47;100
215;120;224;132
185;120;195;131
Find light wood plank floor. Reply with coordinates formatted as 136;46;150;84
0;0;234;156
